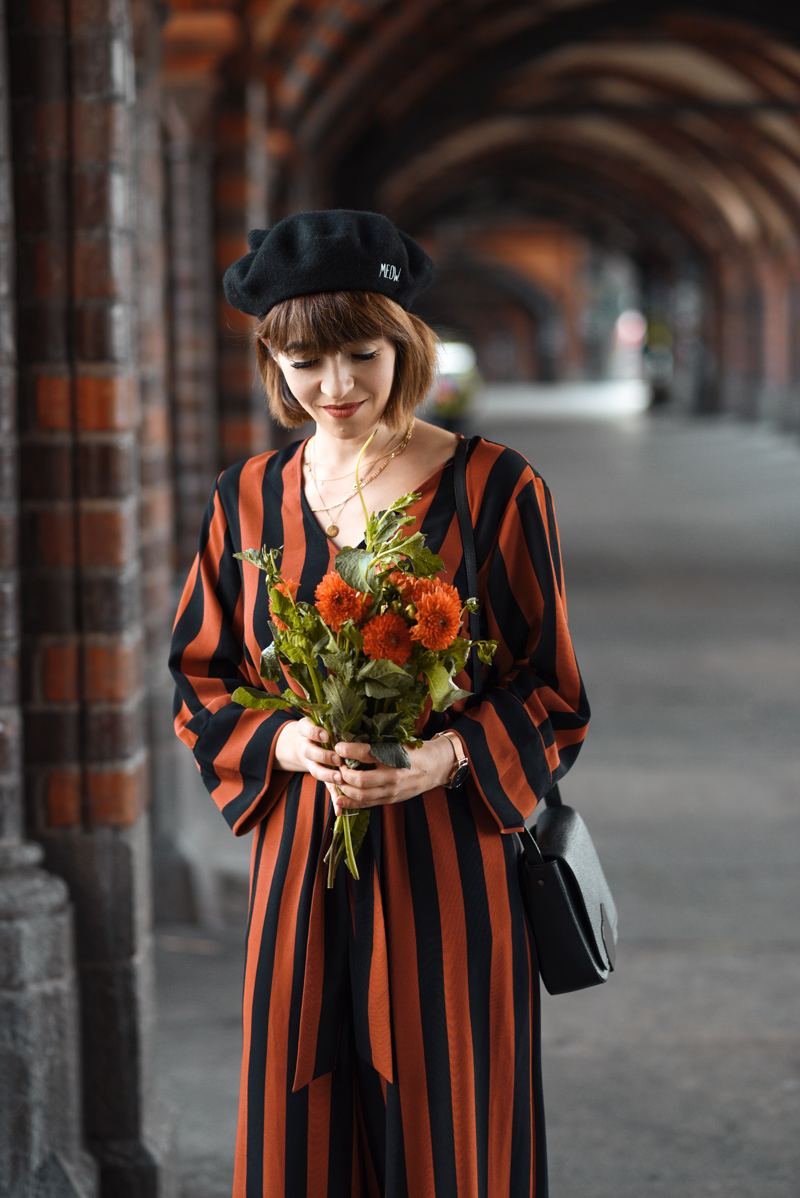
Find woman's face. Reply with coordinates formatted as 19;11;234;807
271;336;397;436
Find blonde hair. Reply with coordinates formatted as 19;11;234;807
255;290;438;430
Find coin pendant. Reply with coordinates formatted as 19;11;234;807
326;523;339;537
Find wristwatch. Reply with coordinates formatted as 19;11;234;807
432;730;469;790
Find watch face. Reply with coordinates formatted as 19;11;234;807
450;762;469;789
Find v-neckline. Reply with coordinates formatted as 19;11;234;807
296;435;459;553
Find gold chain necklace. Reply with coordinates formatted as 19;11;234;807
307;424;414;537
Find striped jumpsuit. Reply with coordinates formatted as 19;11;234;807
170;436;590;1198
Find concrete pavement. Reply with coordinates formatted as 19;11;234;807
156;399;800;1197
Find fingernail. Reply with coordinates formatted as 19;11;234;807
333;773;342;784
331;754;341;766
319;730;329;741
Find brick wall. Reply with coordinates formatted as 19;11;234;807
7;0;173;1192
215;72;271;468
0;0;20;845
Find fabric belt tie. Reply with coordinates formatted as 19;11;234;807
292;808;393;1092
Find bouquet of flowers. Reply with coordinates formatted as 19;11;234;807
232;439;496;887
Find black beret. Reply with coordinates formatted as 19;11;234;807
222;209;435;318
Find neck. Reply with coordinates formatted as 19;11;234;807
311;422;401;474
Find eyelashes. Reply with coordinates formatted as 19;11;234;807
289;351;380;369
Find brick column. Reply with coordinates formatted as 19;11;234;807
0;2;98;1194
215;74;271;467
8;0;176;1193
165;83;220;575
131;0;194;923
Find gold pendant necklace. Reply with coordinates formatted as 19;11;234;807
307;423;414;537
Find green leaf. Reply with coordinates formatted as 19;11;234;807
338;621;364;652
422;662;471;712
443;636;471;674
234;546;282;575
269;587;295;625
334;547;378;594
320;647;356;685
287;662;314;699
370;710;401;737
357;657;414;698
260;642;281;682
323;675;366;740
232;686;292;712
476;639;498;664
370;740;412;769
347;809;371;860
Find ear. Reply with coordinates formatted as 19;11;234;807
259;337;275;358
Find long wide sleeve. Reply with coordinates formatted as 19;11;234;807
169;465;296;836
447;441;590;832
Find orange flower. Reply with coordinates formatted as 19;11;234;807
411;576;438;604
361;612;413;667
315;571;371;632
269;577;299;632
388;570;415;603
411;583;462;651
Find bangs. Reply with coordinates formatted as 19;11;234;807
263;291;394;355
254;289;438;430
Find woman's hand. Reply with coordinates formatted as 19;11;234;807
328;736;460;816
274;720;465;815
273;717;343;783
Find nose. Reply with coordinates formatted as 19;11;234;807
320;354;355;401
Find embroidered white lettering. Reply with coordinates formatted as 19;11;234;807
379;263;402;282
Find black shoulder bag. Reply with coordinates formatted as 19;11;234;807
453;436;618;995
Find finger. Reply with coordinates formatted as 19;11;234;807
335;741;377;764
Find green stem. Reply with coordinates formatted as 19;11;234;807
355;430;378;547
341;811;359;881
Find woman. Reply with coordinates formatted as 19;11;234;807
170;210;590;1198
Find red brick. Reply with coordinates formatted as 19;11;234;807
43;642;79;702
216;112;246;142
46;769;82;826
83;637;142;701
34;102;69;162
77;437;136;498
0;651;19;705
36;508;75;567
78;502;137;567
0;514;17;569
19;441;73;500
76;375;137;430
86;759;147;825
141;404;168;445
73;236;131;300
140;484;172;533
35;374;72;430
72;101;126;163
215;175;247;209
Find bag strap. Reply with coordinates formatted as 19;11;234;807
453;434;562;813
454;436;482;688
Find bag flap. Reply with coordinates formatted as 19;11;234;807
534;805;618;969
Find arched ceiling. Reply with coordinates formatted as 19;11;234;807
156;0;800;347
226;0;800;273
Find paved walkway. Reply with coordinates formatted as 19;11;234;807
156;398;800;1197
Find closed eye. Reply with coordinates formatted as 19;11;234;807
351;351;379;361
290;359;318;369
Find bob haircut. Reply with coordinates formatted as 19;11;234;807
255;290;438;430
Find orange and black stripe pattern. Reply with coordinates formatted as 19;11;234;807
170;436;590;1198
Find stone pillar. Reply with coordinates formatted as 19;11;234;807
214;73;271;467
164;83;220;575
8;0;176;1193
0;3;98;1195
